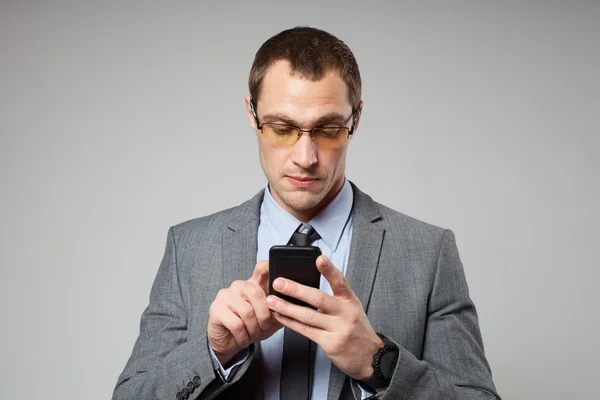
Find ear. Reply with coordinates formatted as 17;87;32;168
351;100;364;136
245;95;259;133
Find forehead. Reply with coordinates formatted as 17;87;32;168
258;60;352;118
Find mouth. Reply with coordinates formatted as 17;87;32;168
286;175;319;188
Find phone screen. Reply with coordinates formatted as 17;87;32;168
269;245;321;309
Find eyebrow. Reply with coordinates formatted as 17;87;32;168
261;112;349;127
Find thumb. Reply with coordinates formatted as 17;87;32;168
316;255;353;299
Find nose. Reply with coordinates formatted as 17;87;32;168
291;131;317;169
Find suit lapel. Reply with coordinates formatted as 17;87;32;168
221;191;264;286
328;183;385;400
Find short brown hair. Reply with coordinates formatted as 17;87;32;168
249;27;362;110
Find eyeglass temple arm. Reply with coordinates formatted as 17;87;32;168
249;97;262;129
349;108;361;135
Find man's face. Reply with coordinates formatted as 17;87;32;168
246;60;359;221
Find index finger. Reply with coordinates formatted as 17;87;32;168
249;260;269;294
316;256;354;299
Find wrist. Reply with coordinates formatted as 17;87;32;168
357;335;385;380
359;333;399;392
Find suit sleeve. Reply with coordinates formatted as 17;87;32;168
112;227;256;400
360;229;501;400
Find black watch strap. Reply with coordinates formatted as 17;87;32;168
360;334;399;392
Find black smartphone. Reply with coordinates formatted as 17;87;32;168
269;245;322;309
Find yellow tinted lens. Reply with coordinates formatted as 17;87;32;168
313;127;343;138
313;127;349;147
263;124;297;144
262;124;349;147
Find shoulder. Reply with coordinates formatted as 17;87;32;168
168;189;264;247
172;206;236;236
375;201;447;239
351;183;448;246
357;193;458;269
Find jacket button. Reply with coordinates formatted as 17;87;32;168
187;382;195;393
193;375;201;388
182;388;189;400
176;392;183;400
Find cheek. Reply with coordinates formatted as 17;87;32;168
259;142;289;174
322;148;348;175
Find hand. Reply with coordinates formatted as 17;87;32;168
207;260;283;365
266;255;384;380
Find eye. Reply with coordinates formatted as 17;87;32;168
314;127;342;138
271;125;297;135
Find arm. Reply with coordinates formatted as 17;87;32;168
357;229;500;400
266;230;500;400
112;227;256;400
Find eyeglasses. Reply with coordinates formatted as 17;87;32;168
250;98;359;148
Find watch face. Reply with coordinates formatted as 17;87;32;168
379;349;399;380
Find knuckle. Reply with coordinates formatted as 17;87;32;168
304;309;317;325
230;280;244;290
347;309;360;324
301;323;315;336
248;285;263;300
342;327;353;342
230;319;245;334
328;338;344;355
214;289;231;305
314;293;327;310
338;276;350;291
256;307;270;321
241;303;255;320
256;260;268;271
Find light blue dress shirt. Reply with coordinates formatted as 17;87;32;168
258;179;354;400
210;179;373;398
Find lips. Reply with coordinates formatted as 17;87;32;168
286;175;319;187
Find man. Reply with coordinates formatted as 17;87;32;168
113;27;500;400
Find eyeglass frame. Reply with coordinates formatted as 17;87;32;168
249;97;360;143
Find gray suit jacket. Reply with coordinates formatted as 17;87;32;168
113;183;500;400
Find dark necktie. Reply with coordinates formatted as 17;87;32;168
280;225;320;400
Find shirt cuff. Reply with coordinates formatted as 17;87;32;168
207;344;250;382
359;382;376;399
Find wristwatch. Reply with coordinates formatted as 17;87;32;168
360;334;399;392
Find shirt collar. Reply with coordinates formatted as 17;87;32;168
261;179;354;251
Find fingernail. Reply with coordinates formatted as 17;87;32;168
266;296;277;307
273;278;285;290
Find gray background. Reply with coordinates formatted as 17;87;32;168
1;1;598;399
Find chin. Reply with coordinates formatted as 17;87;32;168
279;190;324;212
